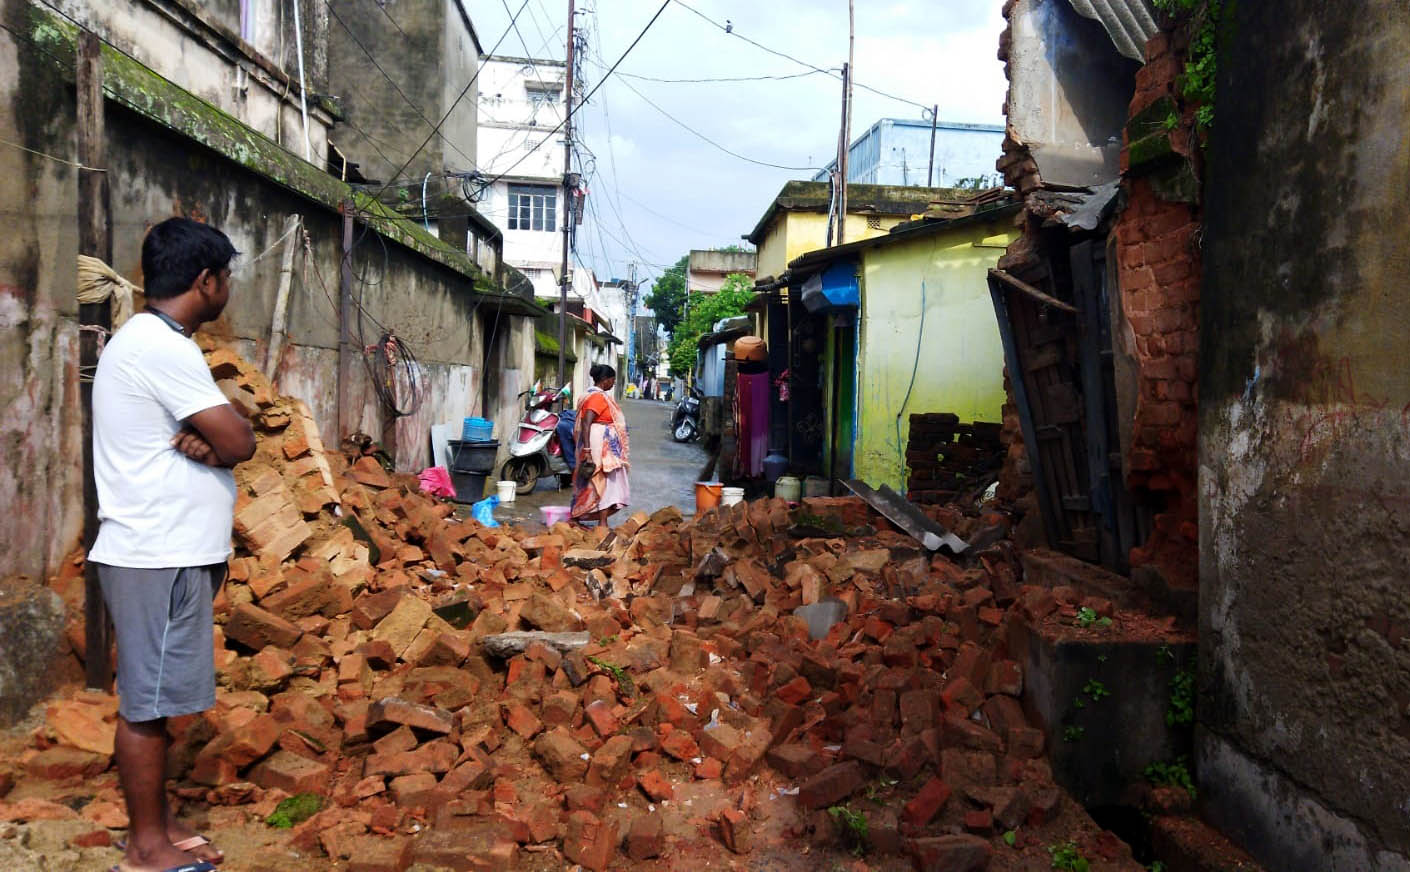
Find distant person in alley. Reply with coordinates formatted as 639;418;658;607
89;217;254;872
572;364;631;526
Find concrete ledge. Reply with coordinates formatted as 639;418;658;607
0;576;65;727
1197;729;1410;872
1008;612;1195;807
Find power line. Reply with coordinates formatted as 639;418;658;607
618;69;823;84
667;0;931;112
600;62;820;171
321;0;478;169
369;0;535;202
472;0;671;196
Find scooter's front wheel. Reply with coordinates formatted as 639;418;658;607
673;418;697;442
502;457;541;496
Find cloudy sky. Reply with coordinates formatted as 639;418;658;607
472;0;1008;290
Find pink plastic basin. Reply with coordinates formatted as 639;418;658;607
540;505;572;526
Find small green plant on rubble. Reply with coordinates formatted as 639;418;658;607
1083;679;1112;702
1167;664;1196;727
1145;757;1198;799
587;655;636;698
1003;829;1018;847
864;775;898;803
1150;0;1224;132
266;793;322;828
827;805;869;856
1149;862;1168;872
1063;725;1086;743
1156;644;1176;666
1074;606;1113;629
1049;840;1091;872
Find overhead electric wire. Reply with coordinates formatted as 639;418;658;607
321;0;478;170
471;0;671;197
599;61;820;171
618;69;823;84
667;0;932;112
369;0;534;203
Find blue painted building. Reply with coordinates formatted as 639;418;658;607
813;117;1005;189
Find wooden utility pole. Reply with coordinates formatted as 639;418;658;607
338;203;355;440
76;32;112;689
926;104;938;186
557;0;577;390
835;63;850;245
838;0;854;244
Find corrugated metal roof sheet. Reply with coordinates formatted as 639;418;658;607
1066;0;1160;61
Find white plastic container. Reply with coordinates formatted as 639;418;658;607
496;480;518;503
721;486;745;507
775;475;802;502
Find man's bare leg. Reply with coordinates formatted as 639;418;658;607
115;716;198;870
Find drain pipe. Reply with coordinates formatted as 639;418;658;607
421;172;433;232
291;0;313;162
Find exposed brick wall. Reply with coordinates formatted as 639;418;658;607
1113;28;1202;590
993;7;1203;588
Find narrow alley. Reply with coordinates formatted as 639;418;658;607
0;1;1406;871
499;398;707;528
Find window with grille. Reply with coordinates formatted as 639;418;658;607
508;185;557;231
866;214;882;229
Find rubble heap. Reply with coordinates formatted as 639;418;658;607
10;348;1145;871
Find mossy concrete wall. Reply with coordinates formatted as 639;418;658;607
1198;1;1410;867
0;0;529;581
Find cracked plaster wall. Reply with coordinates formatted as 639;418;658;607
1199;1;1410;866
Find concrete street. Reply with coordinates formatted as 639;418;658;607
494;397;706;527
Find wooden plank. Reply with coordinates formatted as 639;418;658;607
989;268;1078;314
988;276;1062;550
337;203;355;440
1071;240;1120;570
77;32;112;690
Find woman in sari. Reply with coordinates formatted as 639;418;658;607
571;364;631;526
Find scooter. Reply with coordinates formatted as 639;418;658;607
671;385;702;442
501;385;573;496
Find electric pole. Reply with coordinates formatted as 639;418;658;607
926;104;938;186
625;260;638;385
838;0;854;244
557;0;577;389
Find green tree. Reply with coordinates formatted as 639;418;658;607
666;273;756;377
644;255;689;336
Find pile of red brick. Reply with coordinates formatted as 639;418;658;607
10;348;1139;871
906;414;1005;506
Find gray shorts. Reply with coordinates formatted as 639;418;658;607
96;563;225;723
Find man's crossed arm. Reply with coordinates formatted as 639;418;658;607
172;404;255;467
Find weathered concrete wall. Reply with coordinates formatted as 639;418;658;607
855;218;1018;492
327;0;477;184
45;0;332;161
0;3;520;580
1199;1;1410;868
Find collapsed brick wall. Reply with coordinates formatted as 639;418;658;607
1112;29;1202;590
993;5;1201;589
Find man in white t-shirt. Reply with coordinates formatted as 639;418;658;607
91;217;254;872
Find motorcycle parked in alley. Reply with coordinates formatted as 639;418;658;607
501;385;574;496
671;385;702;442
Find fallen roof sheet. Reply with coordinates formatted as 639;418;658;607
1066;0;1160;61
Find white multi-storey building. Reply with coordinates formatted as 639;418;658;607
476;54;600;305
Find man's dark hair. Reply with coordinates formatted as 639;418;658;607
590;363;616;382
141;217;239;300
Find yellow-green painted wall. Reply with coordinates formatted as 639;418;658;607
755;211;913;279
853;219;1019;492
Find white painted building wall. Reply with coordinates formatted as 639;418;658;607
477;55;574;301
